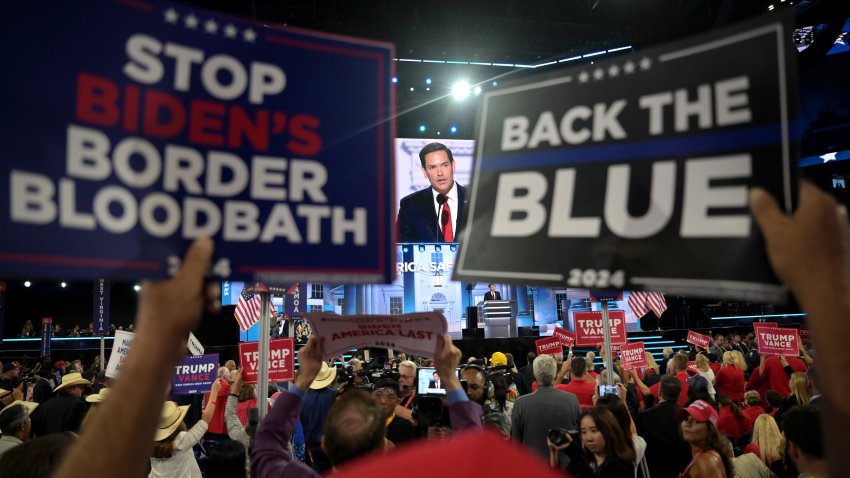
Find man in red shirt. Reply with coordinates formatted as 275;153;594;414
204;366;232;444
556;357;596;407
648;353;691;406
760;354;807;396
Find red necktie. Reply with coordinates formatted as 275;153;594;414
441;200;453;242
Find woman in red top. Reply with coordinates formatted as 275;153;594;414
678;400;733;478
741;390;766;425
714;352;745;403
716;394;752;441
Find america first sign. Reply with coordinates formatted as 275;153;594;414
454;13;797;303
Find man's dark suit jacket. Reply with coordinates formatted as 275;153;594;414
484;291;501;301
635;400;692;478
385;415;415;445
30;393;88;438
396;184;467;243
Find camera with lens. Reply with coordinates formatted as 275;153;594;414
413;395;448;428
547;428;579;447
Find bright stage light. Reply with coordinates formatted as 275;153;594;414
418;124;427;133
24;281;31;288
391;77;398;83
61;282;67;288
451;80;471;101
425;77;432;85
473;85;482;95
134;284;141;292
449;125;458;134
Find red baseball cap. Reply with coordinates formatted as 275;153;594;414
678;399;719;426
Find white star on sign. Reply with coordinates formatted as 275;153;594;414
640;57;652;70
164;8;178;24
623;61;636;74
608;64;620;77
184;14;199;29
578;71;589;83
243;28;257;42
593;68;605;80
224;24;238;38
205;19;218;34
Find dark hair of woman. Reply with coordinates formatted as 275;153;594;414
594;395;636;457
151;422;187;459
584;407;636;464
701;421;735;477
717;394;745;419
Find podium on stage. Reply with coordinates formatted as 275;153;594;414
479;300;515;338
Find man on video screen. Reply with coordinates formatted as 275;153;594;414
396;143;467;243
428;371;443;390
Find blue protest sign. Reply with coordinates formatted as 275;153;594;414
0;0;394;285
171;353;219;395
93;279;110;335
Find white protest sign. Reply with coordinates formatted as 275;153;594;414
187;331;204;356
306;312;448;358
106;330;135;379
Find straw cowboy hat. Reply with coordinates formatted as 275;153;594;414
54;373;91;393
1;399;39;416
309;362;337;390
86;387;111;404
154;401;190;442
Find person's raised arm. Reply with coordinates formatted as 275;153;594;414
201;379;222;423
434;334;462;393
53;238;214;478
433;334;482;431
750;182;850;476
629;369;651;396
225;368;250;445
555;359;570;385
252;336;324;478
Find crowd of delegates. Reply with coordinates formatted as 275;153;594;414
0;320;826;478
18;320;136;338
0;182;845;478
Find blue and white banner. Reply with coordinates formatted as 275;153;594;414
284;283;308;318
0;0;394;285
171;353;219;395
41;317;53;357
93;279;110;335
454;13;798;303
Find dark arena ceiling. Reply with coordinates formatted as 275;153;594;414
177;0;848;138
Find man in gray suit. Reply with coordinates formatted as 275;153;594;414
511;354;581;463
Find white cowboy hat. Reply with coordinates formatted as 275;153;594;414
309;362;337;390
85;387;111;404
0;399;38;416
53;373;91;393
154;401;190;442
